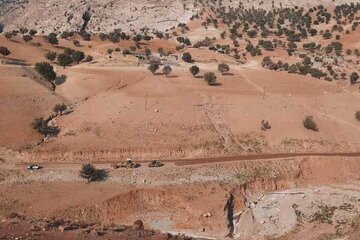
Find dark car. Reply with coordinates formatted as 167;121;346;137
148;160;164;168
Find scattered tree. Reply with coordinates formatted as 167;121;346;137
71;51;85;64
204;72;217;86
189;65;200;77
32;117;60;136
162;65;172;77
44;33;58;45
22;35;33;42
45;51;57;61
148;63;159;74
34;62;56;81
350;72;359;84
303;116;318;131
182;52;193;63
218;63;230;75
57;53;73;68
0;46;11;56
79;164;108;183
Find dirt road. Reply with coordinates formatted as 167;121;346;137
4;151;360;170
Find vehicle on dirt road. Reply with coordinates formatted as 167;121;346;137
27;164;43;170
120;159;141;169
148;160;164;168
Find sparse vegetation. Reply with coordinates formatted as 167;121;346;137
53;103;67;113
182;52;193;63
79;164;108;183
204;72;217;86
45;51;57;61
71;51;85;64
311;205;337;224
350;72;359;84
44;33;58;45
189;65;200;77
85;55;93;62
0;46;11;56
148;63;159;75
162;65;172;77
218;63;230;75
57;53;73;68
34;62;56;81
303;116;318;131
32;117;60;136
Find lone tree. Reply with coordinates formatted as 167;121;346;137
162;65;172;77
71;51;85;64
0;46;11;57
44;33;58;45
34;62;56;81
350;72;359;84
204;72;217;86
79;164;108;183
182;52;193;63
45;51;57;61
303;116;318;131
57;53;73;68
189;65;200;77
218;63;230;75
148;62;159;74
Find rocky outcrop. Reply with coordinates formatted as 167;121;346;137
0;0;199;34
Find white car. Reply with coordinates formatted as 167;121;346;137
27;164;42;170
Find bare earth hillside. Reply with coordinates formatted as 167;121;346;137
1;0;360;239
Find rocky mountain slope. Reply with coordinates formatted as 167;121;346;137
0;0;356;34
0;0;198;33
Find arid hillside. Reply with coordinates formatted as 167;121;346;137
0;0;357;34
1;1;360;239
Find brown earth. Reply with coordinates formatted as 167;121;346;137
1;1;360;239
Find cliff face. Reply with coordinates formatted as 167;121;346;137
0;0;199;33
